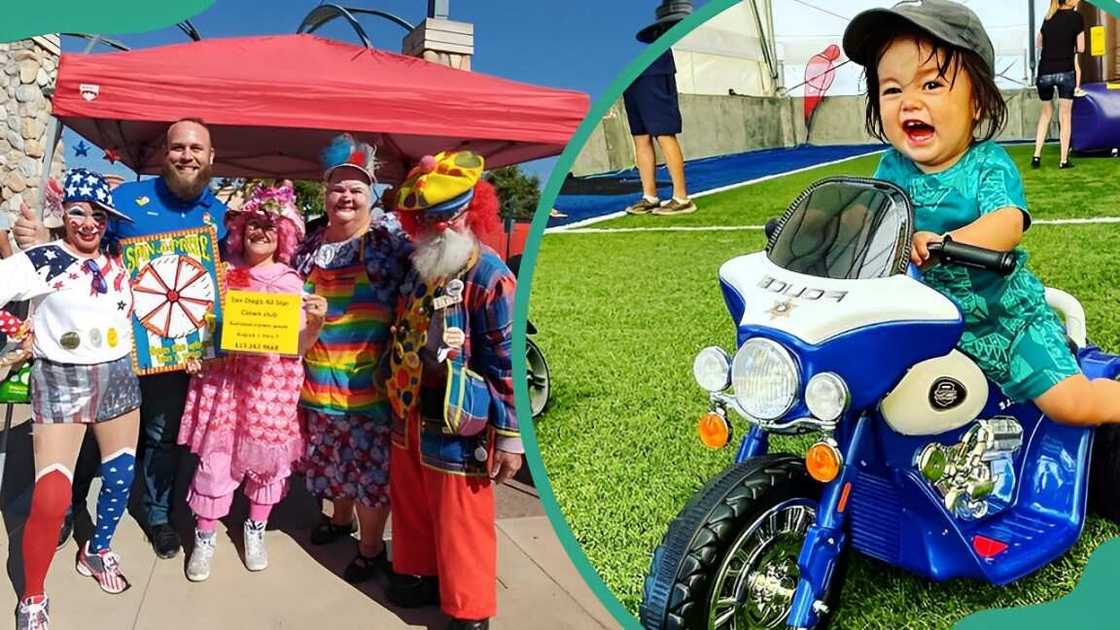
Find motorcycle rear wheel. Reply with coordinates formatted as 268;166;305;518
1090;424;1120;523
641;455;841;630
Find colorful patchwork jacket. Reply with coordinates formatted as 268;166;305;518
388;244;519;476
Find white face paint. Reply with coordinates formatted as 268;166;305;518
63;202;108;255
411;227;475;283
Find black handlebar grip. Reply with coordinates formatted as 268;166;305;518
928;239;1016;276
764;218;780;240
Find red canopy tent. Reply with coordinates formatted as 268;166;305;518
51;33;589;184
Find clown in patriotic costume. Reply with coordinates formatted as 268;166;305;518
178;183;326;581
385;152;521;630
0;169;140;630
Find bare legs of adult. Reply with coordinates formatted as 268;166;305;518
1032;100;1053;168
1058;97;1074;166
655;134;689;201
634;134;658;200
651;134;696;216
356;504;389;558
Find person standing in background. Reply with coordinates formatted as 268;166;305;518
624;1;697;217
1032;0;1086;169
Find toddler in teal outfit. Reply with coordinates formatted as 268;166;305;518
844;0;1120;424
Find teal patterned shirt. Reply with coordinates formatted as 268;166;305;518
873;141;1055;376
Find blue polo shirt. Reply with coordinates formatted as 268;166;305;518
110;177;227;241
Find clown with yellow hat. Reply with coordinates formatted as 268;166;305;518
385;151;520;630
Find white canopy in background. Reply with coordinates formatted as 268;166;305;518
672;0;778;96
773;0;1056;97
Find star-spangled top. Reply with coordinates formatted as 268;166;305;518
0;240;133;364
26;244;77;283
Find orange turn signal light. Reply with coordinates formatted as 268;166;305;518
806;440;842;482
697;412;732;449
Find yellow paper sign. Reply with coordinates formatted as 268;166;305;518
1091;26;1105;57
220;290;300;356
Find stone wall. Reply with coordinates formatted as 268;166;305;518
0;35;65;239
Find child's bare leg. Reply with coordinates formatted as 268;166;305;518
1035;374;1120;426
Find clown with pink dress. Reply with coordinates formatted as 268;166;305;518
176;184;327;581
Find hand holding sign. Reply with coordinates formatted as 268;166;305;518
221;290;301;356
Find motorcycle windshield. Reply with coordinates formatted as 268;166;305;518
766;177;913;280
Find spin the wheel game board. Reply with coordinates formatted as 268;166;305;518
120;226;225;374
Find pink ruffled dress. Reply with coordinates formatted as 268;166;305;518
178;261;307;518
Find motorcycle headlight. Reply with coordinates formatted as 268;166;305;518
693;346;732;392
805;372;848;422
732;338;799;420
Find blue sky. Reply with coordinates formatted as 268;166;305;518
62;0;711;181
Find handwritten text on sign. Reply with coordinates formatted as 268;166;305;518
220;290;300;356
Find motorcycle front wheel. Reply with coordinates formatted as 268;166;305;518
641;455;841;630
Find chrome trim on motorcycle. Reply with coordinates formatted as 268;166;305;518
710;393;837;435
707;498;816;630
916;417;1024;519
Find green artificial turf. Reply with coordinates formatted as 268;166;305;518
530;143;1120;629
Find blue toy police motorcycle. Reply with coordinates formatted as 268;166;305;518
640;177;1120;629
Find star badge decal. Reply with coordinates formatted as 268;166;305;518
766;300;797;320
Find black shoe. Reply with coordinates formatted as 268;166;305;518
446;619;489;630
148;523;181;559
387;573;440;608
56;510;73;550
309;516;357;546
342;545;390;584
1031;156;1041;169
1059;160;1074;169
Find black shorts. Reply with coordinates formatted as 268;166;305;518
623;74;683;136
1036;71;1076;101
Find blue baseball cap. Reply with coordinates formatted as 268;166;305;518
62;168;132;222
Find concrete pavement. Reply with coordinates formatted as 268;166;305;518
0;404;616;629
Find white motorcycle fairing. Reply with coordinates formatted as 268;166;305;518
719;253;960;344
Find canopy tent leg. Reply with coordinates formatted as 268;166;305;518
37;117;62;221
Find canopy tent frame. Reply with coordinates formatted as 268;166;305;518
47;33;588;188
296;4;416;48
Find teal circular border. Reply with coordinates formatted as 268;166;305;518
1;1;215;43
511;1;1120;628
511;1;742;627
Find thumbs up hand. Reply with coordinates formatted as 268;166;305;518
12;201;48;248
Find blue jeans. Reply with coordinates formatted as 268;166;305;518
1036;71;1076;101
138;371;189;525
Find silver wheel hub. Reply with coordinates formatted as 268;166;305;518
707;498;816;630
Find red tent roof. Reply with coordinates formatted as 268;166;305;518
53;34;589;183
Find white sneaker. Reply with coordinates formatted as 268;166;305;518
243;520;268;572
186;530;216;582
16;595;49;630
